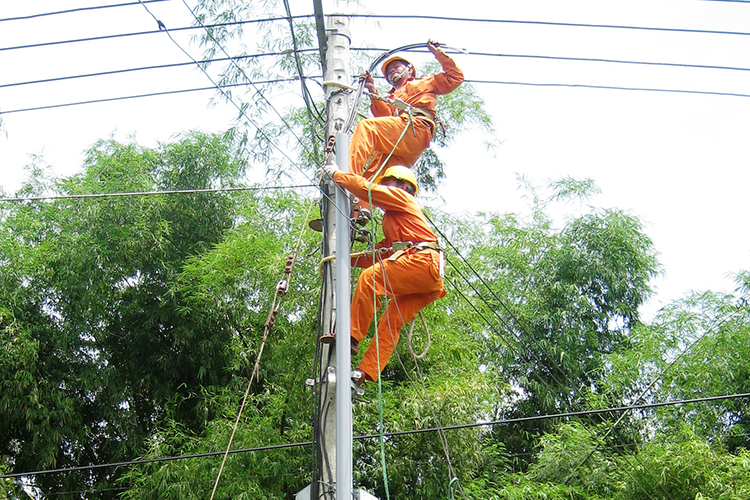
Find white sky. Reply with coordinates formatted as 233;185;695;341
1;0;749;320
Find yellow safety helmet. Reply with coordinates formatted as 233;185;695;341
380;56;416;83
375;165;418;195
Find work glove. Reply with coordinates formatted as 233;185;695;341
316;163;339;183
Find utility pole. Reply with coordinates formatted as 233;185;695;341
298;14;376;500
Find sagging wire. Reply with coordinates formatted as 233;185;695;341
208;200;315;500
135;0;351;227
282;0;326;142
178;0;314;159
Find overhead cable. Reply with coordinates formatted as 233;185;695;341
352;47;750;74
0;15;313;52
346;13;750;38
0;184;316;204
6;76;749;120
0;50;318;89
4;391;748;480
0;0;169;23
0;79;313;115
177;0;315;159
467;79;750;99
134;1;346;221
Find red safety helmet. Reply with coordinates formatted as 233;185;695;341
380;56;416;84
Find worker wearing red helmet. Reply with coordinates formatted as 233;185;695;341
351;40;464;182
319;164;446;385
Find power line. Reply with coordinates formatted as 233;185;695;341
346;13;750;38
9;46;747;94
133;1;343;220
0;50;318;89
176;0;315;159
0;0;169;23
0;79;311;115
352;47;750;74
4;391;747;480
0;16;313;53
467;79;750;99
0;184;316;203
6;75;750;118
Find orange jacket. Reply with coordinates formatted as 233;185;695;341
333;171;439;266
370;51;463;117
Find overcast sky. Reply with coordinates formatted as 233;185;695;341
2;0;749;320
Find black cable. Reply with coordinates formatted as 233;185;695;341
429;216;668;499
345;13;750;38
5;76;750;119
0;184;316;203
0;0;169;23
465;79;750;99
177;0;315;160
133;0;342;221
0;50;319;89
0;16;313;52
5;391;748;480
352;47;750;75
282;0;326;134
0;79;310;115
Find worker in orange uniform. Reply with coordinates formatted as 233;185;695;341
351;40;464;182
318;164;446;386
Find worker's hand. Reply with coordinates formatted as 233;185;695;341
359;71;376;93
316;163;339;183
427;40;444;57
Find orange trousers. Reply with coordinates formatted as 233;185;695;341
349;115;432;180
351;250;445;382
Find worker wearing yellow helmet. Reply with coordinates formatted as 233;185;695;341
318;163;445;386
351;40;464;182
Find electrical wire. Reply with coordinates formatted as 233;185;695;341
426;214;671;499
282;0;326;142
0;16;313;52
352;47;750;74
0;184;315;203
0;0;169;23
463;79;750;99
134;0;327;204
5;391;748;480
345;13;750;38
177;0;314;160
0;50;319;90
0;79;310;115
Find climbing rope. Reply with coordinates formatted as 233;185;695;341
406;312;431;360
209;200;314;500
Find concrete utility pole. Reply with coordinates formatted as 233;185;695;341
297;14;377;500
318;14;352;500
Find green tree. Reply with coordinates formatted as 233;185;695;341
441;178;659;468
0;132;250;498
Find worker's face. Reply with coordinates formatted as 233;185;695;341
385;61;412;86
381;177;414;195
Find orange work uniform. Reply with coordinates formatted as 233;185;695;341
350;51;464;181
332;170;446;383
